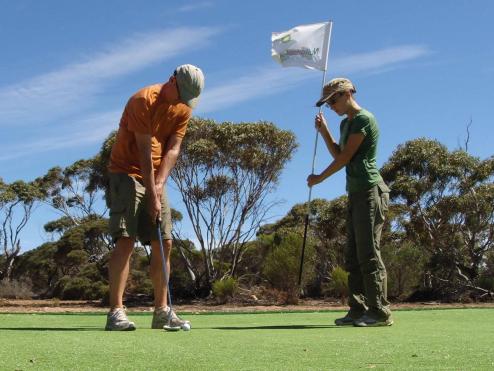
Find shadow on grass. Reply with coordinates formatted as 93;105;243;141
208;324;343;330
0;326;103;331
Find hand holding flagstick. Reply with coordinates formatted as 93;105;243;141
315;112;329;134
272;21;333;289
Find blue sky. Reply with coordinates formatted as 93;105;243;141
1;0;493;251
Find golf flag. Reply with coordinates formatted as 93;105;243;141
271;22;331;71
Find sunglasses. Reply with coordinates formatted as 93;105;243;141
326;91;344;106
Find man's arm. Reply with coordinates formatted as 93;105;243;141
155;133;183;194
307;133;364;187
135;132;161;220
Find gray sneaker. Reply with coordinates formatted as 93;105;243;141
152;307;190;331
334;311;364;326
105;307;136;331
353;313;393;327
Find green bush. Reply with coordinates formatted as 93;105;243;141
11;242;59;297
262;232;315;304
382;241;426;300
66;249;89;266
476;275;494;292
55;275;108;300
60;277;91;299
212;277;238;303
88;281;109;300
477;251;494;294
167;247;202;300
128;269;153;297
324;266;349;303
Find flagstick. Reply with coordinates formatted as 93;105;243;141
298;20;333;289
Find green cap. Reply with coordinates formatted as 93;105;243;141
175;64;204;108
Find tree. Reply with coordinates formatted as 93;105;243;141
0;179;44;280
43;216;76;240
37;159;106;226
12;242;60;297
53;215;111;264
46;216;111;299
87;130;117;205
381;138;494;299
171;118;298;285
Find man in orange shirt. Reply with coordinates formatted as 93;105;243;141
105;64;204;331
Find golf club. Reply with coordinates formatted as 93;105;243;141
156;217;190;331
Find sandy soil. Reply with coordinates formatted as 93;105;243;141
1;298;493;313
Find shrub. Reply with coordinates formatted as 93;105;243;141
55;275;108;300
127;269;153;298
476;275;494;293
382;241;426;300
257;287;290;304
60;277;92;299
0;278;34;299
262;232;315;304
212;277;238;303
324;266;349;303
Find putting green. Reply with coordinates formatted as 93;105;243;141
0;309;493;370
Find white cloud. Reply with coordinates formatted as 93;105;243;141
197;67;310;114
0;111;120;161
197;45;430;114
178;1;214;12
0;27;221;126
330;45;430;74
0;44;430;162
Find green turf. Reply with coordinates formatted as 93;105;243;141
0;309;493;370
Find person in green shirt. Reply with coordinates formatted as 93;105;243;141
307;78;393;327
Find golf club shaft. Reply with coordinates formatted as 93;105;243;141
156;218;173;311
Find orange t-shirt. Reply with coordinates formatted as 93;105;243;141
108;84;191;179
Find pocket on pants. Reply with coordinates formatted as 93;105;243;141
108;173;133;235
376;182;390;221
109;177;128;215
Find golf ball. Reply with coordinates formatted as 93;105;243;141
182;323;191;331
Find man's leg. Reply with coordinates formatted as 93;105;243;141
149;237;190;329
150;239;172;309
106;236;136;331
141;187;190;329
108;237;135;309
105;173;140;331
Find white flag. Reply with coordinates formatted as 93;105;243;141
271;22;331;71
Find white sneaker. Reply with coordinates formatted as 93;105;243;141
105;307;136;331
152;307;190;331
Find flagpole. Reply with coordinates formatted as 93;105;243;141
298;20;333;289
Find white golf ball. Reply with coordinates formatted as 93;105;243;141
182;323;191;331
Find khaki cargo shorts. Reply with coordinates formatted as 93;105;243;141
107;172;172;244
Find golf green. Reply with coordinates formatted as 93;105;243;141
0;309;493;370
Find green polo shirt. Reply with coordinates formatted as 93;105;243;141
339;109;383;193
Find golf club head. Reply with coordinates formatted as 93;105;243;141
163;325;181;332
163;323;191;331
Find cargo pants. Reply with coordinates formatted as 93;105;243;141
345;181;391;319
